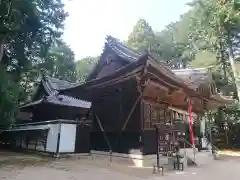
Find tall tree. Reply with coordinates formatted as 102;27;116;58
0;0;68;125
0;0;67;79
127;19;156;54
0;66;19;126
189;0;240;98
42;40;77;82
76;56;98;82
127;18;195;68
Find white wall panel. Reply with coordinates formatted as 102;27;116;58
59;124;76;153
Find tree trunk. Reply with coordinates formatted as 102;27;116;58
0;41;4;63
227;33;240;101
219;43;227;83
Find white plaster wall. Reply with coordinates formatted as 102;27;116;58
10;122;77;153
59;124;76;153
45;124;59;152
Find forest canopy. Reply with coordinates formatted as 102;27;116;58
0;0;240;126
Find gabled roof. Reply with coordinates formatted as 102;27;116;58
86;36;142;80
41;75;78;95
105;35;141;62
23;75;91;111
86;36;190;89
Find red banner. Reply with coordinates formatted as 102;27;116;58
188;99;195;146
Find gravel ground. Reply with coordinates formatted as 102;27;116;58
0;151;240;180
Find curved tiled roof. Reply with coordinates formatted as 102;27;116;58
23;75;91;109
43;75;78;94
21;94;91;109
172;68;213;89
106;35;141;62
46;94;91;108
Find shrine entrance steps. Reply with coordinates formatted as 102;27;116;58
144;148;217;170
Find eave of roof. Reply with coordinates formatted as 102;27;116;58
172;68;213;89
42;75;78;94
106;35;141;63
20;94;91;109
60;54;148;93
209;94;234;105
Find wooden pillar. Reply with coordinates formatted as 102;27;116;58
56;122;62;156
155;125;160;169
140;100;144;132
26;132;29;149
35;138;38;150
119;88;123;130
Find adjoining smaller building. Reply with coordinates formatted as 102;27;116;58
0;75;92;155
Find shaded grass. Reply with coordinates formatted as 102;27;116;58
0;154;52;168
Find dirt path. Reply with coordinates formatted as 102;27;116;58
1;151;240;180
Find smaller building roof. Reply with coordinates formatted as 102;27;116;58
41;75;78;95
46;94;91;108
21;94;91;110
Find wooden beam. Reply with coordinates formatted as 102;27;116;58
146;80;169;92
142;95;204;114
121;95;142;131
147;72;179;90
142;96;169;109
94;113;113;151
146;60;200;98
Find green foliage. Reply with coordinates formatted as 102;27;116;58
39;40;77;82
126;16;198;68
125;2;240;127
0;66;19;126
127;19;156;54
76;57;98;82
188;0;240;133
0;0;68;77
189;0;240;89
0;0;70;124
0;0;239;127
189;51;217;68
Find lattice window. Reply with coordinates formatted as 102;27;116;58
165;109;172;124
158;109;165;124
151;107;158;126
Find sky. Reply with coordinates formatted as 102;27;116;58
63;0;192;60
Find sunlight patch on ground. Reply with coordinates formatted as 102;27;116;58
219;150;240;157
128;154;143;168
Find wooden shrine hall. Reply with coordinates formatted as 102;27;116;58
60;36;232;155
